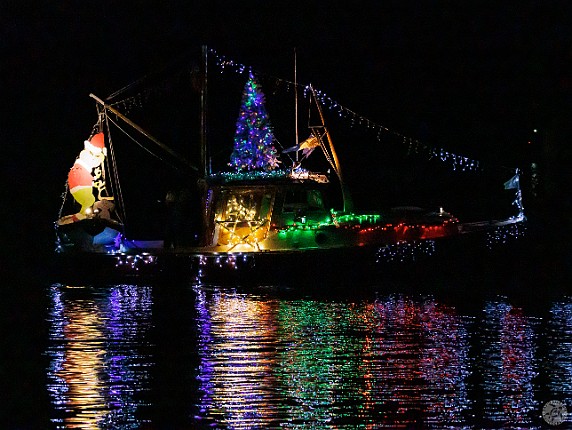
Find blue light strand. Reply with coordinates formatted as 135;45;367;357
210;49;484;173
210;169;289;182
512;170;525;220
485;223;527;250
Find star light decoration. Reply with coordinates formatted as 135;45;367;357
217;196;260;247
229;72;280;172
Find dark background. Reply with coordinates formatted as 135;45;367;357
2;2;572;427
3;1;572;279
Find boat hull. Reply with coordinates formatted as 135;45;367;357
56;218;123;253
50;220;527;286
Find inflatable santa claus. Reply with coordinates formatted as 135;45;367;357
67;132;107;213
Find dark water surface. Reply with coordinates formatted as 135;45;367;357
7;275;571;429
4;239;572;429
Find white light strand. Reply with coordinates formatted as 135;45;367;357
513;169;525;220
486;223;527;250
115;254;157;271
376;240;436;264
210;49;484;172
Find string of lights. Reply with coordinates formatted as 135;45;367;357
376;240;436;264
210;49;484;172
102;47;520;176
114;254;157;270
485;223;527;250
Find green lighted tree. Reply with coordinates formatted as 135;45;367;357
229;72;279;171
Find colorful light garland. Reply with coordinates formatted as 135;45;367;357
229;71;280;172
333;212;383;225
210;169;289;182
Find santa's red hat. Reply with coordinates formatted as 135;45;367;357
84;132;106;154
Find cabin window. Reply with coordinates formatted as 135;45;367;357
283;189;325;212
282;188;330;226
215;189;275;248
307;189;325;209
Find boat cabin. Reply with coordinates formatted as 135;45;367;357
204;178;332;251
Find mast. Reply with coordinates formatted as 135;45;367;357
310;85;354;213
200;45;209;178
294;48;299;163
198;45;210;247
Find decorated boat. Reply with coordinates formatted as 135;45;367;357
53;47;527;283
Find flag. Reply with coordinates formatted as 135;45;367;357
504;173;520;190
299;135;320;156
282;135;320;156
282;145;298;153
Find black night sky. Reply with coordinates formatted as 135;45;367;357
3;1;572;279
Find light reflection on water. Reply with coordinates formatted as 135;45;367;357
46;284;153;429
194;291;473;428
479;301;539;427
45;284;572;428
545;300;572;404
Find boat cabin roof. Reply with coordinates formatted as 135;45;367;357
206;172;329;189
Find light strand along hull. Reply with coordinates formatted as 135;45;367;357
50;220;527;287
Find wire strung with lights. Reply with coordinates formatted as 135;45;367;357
485;223;527;250
115;254;157;271
503;168;526;221
376;240;436;264
210;49;484;172
102;47;519;176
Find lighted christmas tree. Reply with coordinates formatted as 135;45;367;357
229;72;279;171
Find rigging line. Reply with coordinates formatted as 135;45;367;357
104;112;127;227
105;120;126;226
90;93;199;173
104;111;127;227
210;49;515;171
272;136;295;164
106;51;197;102
57;182;69;220
105;115;185;174
312;129;337;175
98;115;108;188
107;73;154;102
